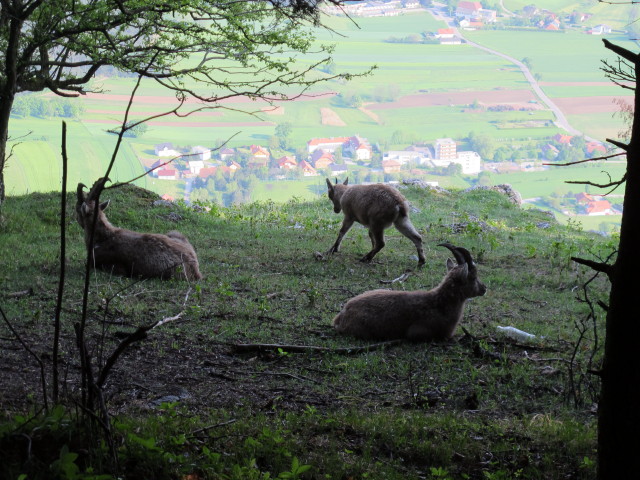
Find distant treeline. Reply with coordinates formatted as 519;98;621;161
384;33;439;44
11;94;85;119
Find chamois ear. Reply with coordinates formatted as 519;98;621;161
100;200;110;211
446;258;455;271
326;178;334;191
343;177;349;185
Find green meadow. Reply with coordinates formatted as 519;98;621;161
463;29;634;84
488;163;626;199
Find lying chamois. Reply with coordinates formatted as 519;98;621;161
332;243;486;341
325;178;426;266
76;178;202;280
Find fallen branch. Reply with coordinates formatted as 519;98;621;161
230;340;403;355
189;419;237;438
260;371;322;384
380;272;410;284
97;312;184;388
5;288;33;298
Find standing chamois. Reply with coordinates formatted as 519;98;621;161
76;178;202;280
325;178;426;266
332;243;486;341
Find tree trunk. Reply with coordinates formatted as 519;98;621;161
0;9;22;205
597;47;640;480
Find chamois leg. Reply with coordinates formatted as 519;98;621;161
328;217;355;254
361;226;385;262
394;217;426;266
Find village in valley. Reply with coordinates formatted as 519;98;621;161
143;128;621;219
4;0;626;229
133;0;624;221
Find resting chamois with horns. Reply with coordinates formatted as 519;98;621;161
76;178;202;280
325;178;426;267
332;243;486;341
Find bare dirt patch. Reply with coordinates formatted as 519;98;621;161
358;105;383;124
87;109;223;117
320;107;346;126
261;106;285;115
540;81;633;87
552;95;634;114
83;119;274;128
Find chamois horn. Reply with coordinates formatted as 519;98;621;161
438;242;466;266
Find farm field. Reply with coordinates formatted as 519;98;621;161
488;163;626;199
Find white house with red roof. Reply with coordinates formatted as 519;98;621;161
437;28;455;39
227;160;241;171
344;135;372;161
456;1;482;19
298;160;318;176
586;141;607;155
250;144;270;159
277;156;297;170
307;137;350;154
553;134;573;145
586;200;614;216
382;159;402;174
312;149;335;169
248;144;270;168
157;168;177;180
459;19;484;29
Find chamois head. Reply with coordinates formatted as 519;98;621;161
326;177;348;214
76;177;110;229
438;242;486;299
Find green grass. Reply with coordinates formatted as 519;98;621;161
489;163;626;199
0;182;613;478
464;30;635;84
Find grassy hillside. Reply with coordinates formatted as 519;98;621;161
0;182;613;479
